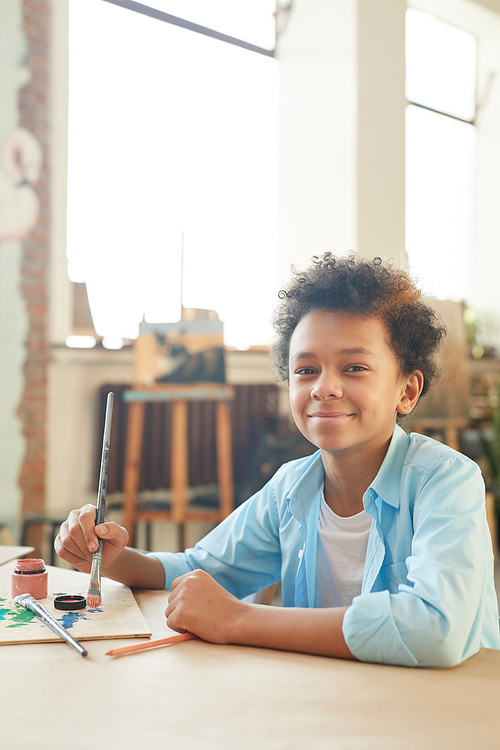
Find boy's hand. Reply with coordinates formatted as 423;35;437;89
165;570;245;644
54;504;129;574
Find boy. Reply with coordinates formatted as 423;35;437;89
55;254;500;667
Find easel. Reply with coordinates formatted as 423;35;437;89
122;383;234;549
410;417;469;453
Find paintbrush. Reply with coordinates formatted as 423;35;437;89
15;594;88;657
87;391;114;608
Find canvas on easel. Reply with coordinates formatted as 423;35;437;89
122;306;234;547
134;307;226;387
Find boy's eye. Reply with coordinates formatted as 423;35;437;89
345;365;368;372
295;367;317;375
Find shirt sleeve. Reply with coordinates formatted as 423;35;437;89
342;455;495;668
149;473;283;598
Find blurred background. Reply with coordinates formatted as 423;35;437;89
2;0;500;572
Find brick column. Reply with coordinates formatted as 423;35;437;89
18;0;51;548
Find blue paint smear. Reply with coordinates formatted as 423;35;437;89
58;607;102;629
0;597;104;630
60;611;81;629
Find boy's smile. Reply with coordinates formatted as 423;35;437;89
288;310;420;462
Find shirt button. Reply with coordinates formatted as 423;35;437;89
298;548;304;559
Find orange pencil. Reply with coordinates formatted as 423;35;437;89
106;632;198;656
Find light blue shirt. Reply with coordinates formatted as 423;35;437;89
151;425;500;667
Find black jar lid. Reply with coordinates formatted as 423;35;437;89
54;595;87;611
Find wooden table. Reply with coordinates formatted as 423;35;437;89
1;567;500;749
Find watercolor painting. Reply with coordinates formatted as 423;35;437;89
0;564;151;646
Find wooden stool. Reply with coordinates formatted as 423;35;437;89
122;384;234;548
20;515;65;565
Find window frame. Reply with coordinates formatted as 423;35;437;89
102;0;277;57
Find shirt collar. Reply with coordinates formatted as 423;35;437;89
369;424;410;509
287;424;410;518
287;452;324;520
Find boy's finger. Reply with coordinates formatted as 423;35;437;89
55;529;92;561
171;575;182;590
171;571;191;589
53;537;91;570
77;504;100;551
95;522;129;548
95;521;129;547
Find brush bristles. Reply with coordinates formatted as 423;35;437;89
88;541;103;609
87;593;102;608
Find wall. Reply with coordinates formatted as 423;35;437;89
275;0;357;285
0;0;47;541
276;0;408;287
356;0;406;261
47;347;133;515
0;0;27;540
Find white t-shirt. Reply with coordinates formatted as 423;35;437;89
315;490;371;608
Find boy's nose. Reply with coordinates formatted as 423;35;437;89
311;374;343;400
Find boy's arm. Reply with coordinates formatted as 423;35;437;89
102;546;166;589
233;601;356;659
165;569;357;660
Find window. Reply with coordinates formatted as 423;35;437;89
67;0;279;349
125;0;277;50
405;8;477;301
406;7;477;121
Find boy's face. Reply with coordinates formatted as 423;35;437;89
288;310;417;460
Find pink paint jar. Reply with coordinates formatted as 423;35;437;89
11;558;48;600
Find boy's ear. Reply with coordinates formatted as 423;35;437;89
397;370;424;415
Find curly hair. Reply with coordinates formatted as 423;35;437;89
271;253;446;402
